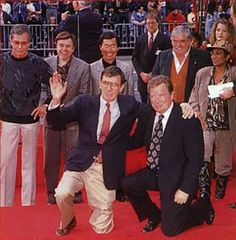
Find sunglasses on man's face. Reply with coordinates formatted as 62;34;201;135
11;40;29;46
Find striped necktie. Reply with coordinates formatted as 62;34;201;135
96;103;111;163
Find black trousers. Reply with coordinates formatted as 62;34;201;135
121;167;210;237
138;77;148;104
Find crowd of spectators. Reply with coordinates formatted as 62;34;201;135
0;1;198;25
1;1;233;45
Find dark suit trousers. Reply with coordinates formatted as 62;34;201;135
122;167;210;237
121;167;161;221
44;126;79;195
137;77;148;104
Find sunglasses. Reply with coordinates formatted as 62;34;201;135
11;40;29;46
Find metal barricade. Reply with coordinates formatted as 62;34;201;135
1;22;191;57
103;23;144;49
0;24;57;57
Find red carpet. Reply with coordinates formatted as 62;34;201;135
1;127;236;240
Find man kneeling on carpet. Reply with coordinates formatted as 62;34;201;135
121;75;215;236
46;66;143;236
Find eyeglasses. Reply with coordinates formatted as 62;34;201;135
11;40;29;46
101;80;120;89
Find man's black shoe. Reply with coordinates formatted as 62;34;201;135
47;193;56;205
204;197;215;225
116;190;127;202
142;218;160;232
56;217;77;236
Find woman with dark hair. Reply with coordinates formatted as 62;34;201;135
189;39;236;201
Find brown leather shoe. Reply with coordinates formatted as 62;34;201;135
56;217;77;236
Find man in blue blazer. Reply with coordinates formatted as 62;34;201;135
46;66;141;236
121;75;215;236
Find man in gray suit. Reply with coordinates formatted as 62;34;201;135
34;31;91;204
91;31;134;96
90;31;134;201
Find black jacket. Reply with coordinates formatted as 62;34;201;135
47;95;142;190
0;52;52;123
54;8;103;63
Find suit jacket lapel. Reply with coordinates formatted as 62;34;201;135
66;56;78;92
185;48;197;99
144;33;149;54
161;103;177;152
150;32;161;55
50;56;57;71
92;95;101;142
105;97;125;141
166;51;173;76
96;59;104;73
145;110;156;149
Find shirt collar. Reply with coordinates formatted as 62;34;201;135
148;29;159;41
172;46;191;62
155;101;174;121
100;95;117;109
102;58;116;68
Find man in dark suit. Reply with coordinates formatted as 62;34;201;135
54;0;102;63
121;75;215;236
152;25;212;102
46;66;141;236
132;12;172;103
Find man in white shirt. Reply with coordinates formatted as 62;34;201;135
122;75;215;236
152;25;212;102
1;0;11;15
46;66;141;236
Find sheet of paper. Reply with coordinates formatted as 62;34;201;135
208;82;233;98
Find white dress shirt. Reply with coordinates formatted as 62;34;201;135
148;29;159;43
152;102;174;134
172;48;191;74
49;96;121;142
97;96;120;141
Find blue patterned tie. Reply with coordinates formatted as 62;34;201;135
147;115;164;170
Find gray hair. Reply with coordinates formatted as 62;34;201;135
10;24;31;41
171;25;191;39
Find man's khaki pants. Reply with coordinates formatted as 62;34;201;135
55;162;116;233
